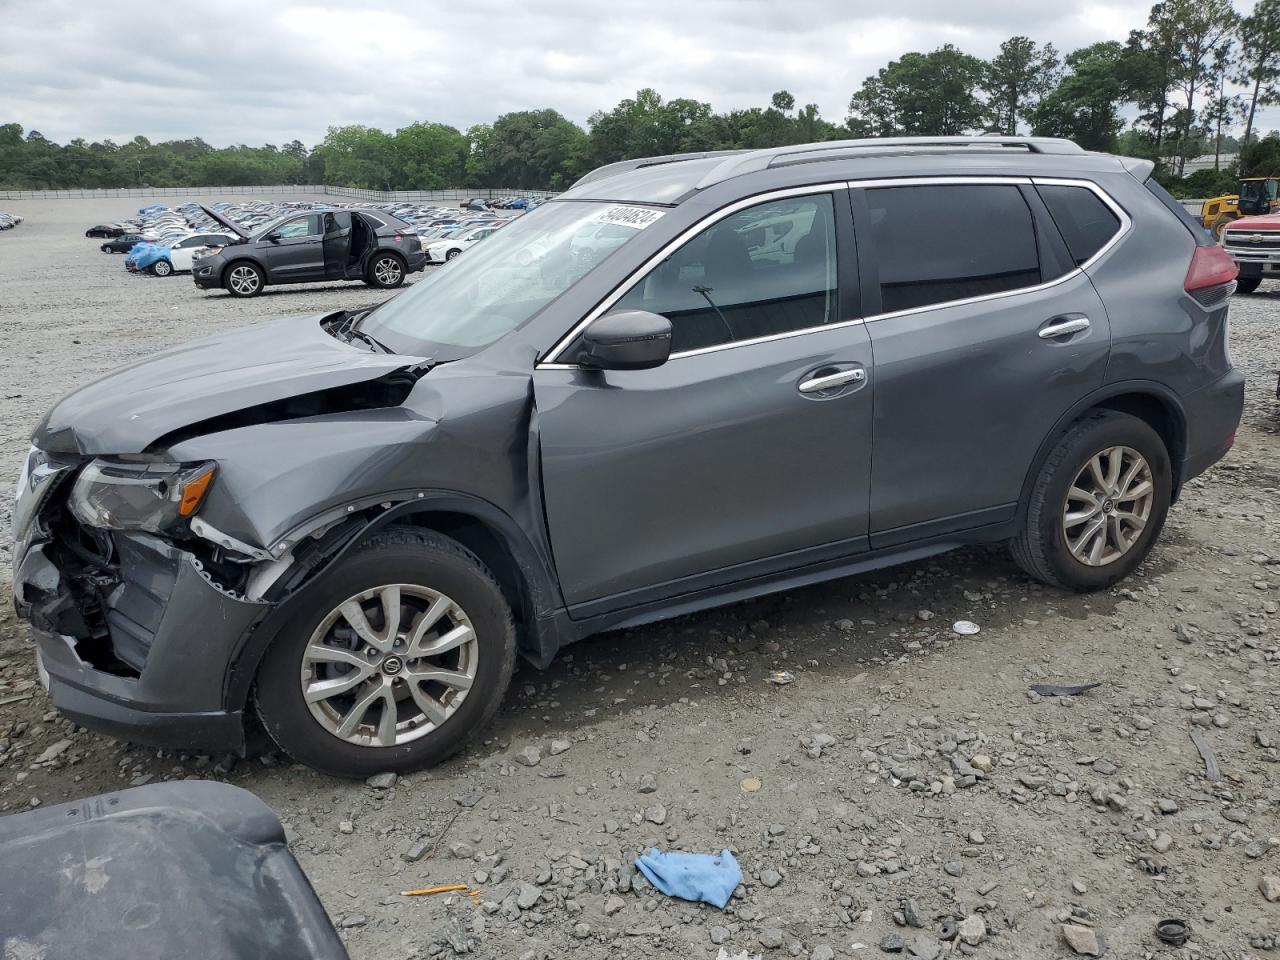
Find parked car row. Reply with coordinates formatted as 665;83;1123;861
0;211;24;230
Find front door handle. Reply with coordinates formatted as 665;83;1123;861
798;368;866;393
1039;315;1090;339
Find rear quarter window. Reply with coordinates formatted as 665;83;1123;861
1036;185;1122;265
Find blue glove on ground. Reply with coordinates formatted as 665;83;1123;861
634;848;742;909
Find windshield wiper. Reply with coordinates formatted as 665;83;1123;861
693;285;735;342
333;309;393;354
346;327;393;354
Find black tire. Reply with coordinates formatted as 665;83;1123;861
366;251;406;288
150;259;173;277
224;261;264;297
1011;410;1172;591
1235;276;1262;294
100;244;111;253
445;248;461;261
254;527;516;778
1211;213;1236;240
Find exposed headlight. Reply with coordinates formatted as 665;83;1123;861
69;459;216;533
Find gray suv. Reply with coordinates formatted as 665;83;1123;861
12;137;1244;777
192;206;428;297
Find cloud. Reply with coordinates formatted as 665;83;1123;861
0;0;1272;146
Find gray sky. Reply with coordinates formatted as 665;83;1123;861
0;0;1270;147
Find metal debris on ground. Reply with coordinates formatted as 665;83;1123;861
952;620;980;635
1189;730;1222;782
1030;681;1102;697
401;884;472;897
768;670;795;685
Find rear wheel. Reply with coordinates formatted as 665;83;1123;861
1235;276;1262;294
224;261;264;297
254;528;516;778
150;259;173;277
1011;411;1171;591
1211;213;1237;240
367;252;406;288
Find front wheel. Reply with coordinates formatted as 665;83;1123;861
101;244;111;253
1211;213;1237;240
367;252;406;288
254;528;516;778
1235;276;1262;294
150;259;173;277
224;261;264;297
445;248;461;261
1011;410;1171;591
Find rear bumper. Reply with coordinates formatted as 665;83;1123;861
12;536;267;753
406;249;427;273
1179;368;1245;483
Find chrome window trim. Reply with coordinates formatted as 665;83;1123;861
537;175;1131;368
540;182;848;367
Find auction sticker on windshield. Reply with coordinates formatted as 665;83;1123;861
589;205;666;229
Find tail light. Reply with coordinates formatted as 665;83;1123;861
1184;245;1238;307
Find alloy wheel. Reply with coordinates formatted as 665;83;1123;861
374;257;402;285
300;584;479;747
1062;445;1154;567
228;265;260;295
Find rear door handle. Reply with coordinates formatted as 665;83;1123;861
798;368;866;393
1039;315;1090;339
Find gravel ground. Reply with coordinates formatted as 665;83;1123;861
1;196;1279;960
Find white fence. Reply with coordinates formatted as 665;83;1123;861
0;185;558;201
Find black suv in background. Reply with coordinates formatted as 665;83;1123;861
14;137;1243;777
192;207;427;297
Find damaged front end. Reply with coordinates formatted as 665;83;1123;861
12;447;269;751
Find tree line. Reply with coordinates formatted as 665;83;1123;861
5;0;1280;197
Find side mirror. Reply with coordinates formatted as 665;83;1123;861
579;310;672;371
265;234;280;243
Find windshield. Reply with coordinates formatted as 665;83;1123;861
358;200;665;357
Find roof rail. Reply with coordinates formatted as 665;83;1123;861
694;136;1086;189
571;150;749;189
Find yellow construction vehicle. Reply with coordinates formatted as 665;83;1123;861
1201;177;1280;238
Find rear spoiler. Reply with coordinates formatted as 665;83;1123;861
1120;156;1156;182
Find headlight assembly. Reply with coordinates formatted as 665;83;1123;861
68;459;216;533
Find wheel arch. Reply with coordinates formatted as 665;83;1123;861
1018;381;1189;521
224;492;568;713
220;256;266;287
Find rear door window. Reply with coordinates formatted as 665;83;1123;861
865;184;1041;313
1036;185;1122;265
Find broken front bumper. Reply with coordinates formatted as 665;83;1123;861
13;533;267;754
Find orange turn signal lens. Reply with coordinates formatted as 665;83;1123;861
178;465;216;517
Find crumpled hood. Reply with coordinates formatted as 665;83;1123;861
34;314;429;455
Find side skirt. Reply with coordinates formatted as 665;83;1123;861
558;517;1017;641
